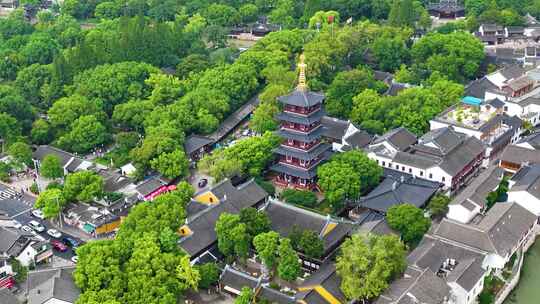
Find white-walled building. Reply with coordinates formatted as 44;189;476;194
367;127;485;192
508;164;540;216
0;227;52;268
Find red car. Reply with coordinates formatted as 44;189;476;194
50;239;68;252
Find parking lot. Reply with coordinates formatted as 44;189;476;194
0;183;81;262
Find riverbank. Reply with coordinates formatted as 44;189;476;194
503;240;540;304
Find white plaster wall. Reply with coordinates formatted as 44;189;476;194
508;191;540;216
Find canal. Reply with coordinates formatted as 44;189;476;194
504;240;540;304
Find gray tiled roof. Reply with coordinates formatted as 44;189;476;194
418;128;464;155
297;262;346;303
262;199;354;255
500;145;540;166
208;96;260;142
516;132;540;149
408;236;486;292
276;109;326;125
433;202;536;256
134;177;166;197
437;136;485;176
184;135;214;155
179;179;268;257
450;166;504;208
465;77;499;99
375;266;450;304
27;267;79;304
273;143;331;161
277;89;325;107
258;284;296;304
510;164;540;199
320;116;349;140
33;145;74;168
219;265;261;292
358;175;439;213
373;128;417;152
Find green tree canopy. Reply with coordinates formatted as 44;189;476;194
63;170;104;203
58;115;109;154
149;149;189;180
427;194;451;217
277;238;301;282
39;154;64;179
336;233;407;301
253;231;280;269
215;213;250;260
7;141;32;168
318;150;382;209
35;188;67;218
387;203;431;244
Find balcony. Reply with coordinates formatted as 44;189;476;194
281;123;321;134
278;156;324;170
284;104;321;116
282;140;321;151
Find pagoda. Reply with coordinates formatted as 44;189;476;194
271;54;331;190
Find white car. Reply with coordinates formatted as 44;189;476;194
28;220;45;233
21;225;32;233
11;220;21;229
71;256;78;264
31;209;45;219
46;229;62;238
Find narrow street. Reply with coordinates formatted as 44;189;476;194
0;183;82;262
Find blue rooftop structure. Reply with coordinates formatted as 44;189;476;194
462;96;482;106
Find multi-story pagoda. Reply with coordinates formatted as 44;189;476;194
271;54;331;190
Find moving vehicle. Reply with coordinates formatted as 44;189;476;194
62;237;80;250
71;256;78;263
50;239;68;252
21;225;32;233
46;229;62;238
198;178;208;188
28;221;45;233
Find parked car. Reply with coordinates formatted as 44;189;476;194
198;178;208;188
31;209;45;219
50;240;67;252
28;221;45;233
46;229;62;238
21;225;32;233
62;237;80;250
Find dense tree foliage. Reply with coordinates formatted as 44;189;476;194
39;155;64;179
277;238;301;282
75;183;196;304
280;189;318;207
35;188;67;219
318;151;382;209
427;194;451;217
387;203;431;245
63;170;104;203
336;233;407;301
199;132;280;181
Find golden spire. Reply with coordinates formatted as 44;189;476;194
297;53;308;92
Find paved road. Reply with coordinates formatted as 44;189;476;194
0;184;82;261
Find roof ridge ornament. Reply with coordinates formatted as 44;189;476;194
297;53;308;92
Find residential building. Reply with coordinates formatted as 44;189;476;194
184;135;213;161
430;98;522;160
134;175;174;201
178;179;268;260
367;127;485;192
350;170;440;215
499;144;540;173
0;227;52;267
407;236;488;304
320;116;373;152
476;24;505;45
32;145;92;175
63;203;121;237
296;262;346;304
433;202;537;269
260;198;355;270
447;166;505;223
465;65;540;127
271;55;332;190
26;267;80;304
508;164;540;216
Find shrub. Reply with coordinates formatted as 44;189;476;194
196;263;220;289
30;182;39;194
281;189;317;207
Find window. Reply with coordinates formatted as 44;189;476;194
442;177;445;182
382;161;386;166
402;166;405;171
420;171;424;176
409;168;412;173
504;106;508;112
429;173;433;179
